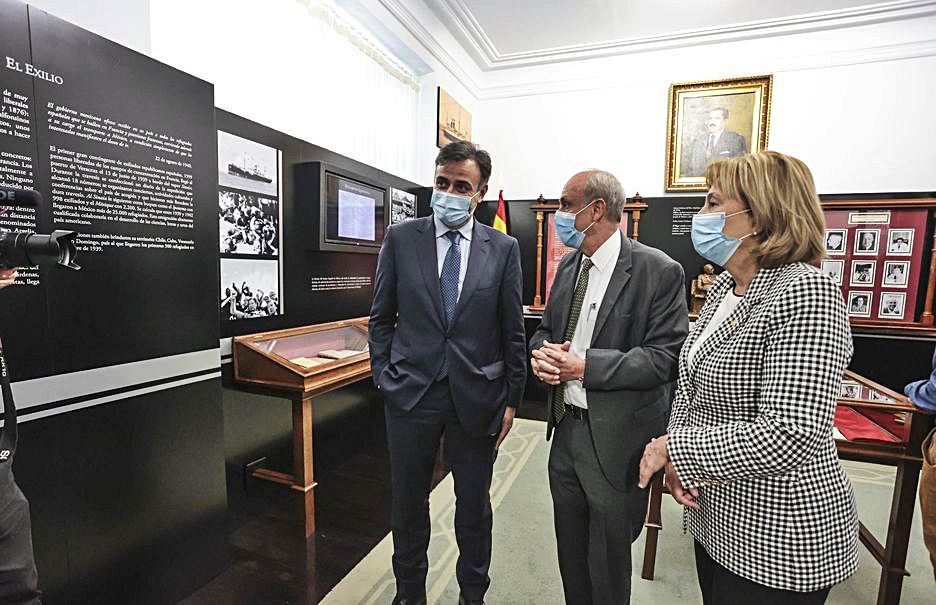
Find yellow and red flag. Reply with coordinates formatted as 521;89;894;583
493;189;508;234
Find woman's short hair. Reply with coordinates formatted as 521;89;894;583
705;151;826;268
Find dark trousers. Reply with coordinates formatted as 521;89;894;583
0;465;41;605
385;379;497;600
548;414;648;605
694;541;831;605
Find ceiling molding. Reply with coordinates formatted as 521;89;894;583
476;38;936;100
433;0;936;70
377;0;481;94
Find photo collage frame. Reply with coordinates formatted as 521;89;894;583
821;208;928;323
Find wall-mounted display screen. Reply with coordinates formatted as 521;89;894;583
324;173;386;249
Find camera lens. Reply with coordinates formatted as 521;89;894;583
0;230;80;270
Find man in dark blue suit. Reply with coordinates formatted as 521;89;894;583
369;142;527;605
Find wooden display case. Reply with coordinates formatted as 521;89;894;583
232;317;371;538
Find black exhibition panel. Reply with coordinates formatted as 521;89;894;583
216;109;421;340
26;7;219;373
0;0;53;379
635;195;712;304
0;2;228;603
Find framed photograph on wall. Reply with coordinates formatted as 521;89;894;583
886;228;914;255
847;291;872;318
825;229;847;255
849;260;876;286
853;229;880;255
437;87;472;148
879;292;906;319
664;74;773;192
882;261;910;287
840;380;862;399
821;259;844;285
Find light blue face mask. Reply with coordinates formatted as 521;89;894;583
431;189;480;227
554;200;596;249
691;209;755;266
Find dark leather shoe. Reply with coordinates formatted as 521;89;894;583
458;593;485;605
392;594;427;605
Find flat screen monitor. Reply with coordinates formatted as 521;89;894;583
323;173;386;250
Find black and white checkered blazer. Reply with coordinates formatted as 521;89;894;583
668;262;859;592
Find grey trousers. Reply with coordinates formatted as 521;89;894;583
0;464;41;605
548;414;648;605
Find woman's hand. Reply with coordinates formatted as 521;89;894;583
665;461;700;510
638;434;670;489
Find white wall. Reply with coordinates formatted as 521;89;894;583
25;0;151;54
475;14;936;199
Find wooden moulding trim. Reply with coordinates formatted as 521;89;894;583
849;321;936;337
836;442;919;464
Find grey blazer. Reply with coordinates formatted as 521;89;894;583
529;232;688;490
369;216;527;437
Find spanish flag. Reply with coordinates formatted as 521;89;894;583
493;190;508;234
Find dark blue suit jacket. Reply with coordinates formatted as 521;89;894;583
368;215;527;437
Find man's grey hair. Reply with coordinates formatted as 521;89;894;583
583;170;625;223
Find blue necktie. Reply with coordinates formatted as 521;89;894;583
438;231;461;378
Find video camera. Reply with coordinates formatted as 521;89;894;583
0;188;80;270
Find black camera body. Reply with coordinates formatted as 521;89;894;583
0;189;79;270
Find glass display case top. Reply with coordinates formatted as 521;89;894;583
255;325;368;369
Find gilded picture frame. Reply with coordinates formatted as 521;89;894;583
664;75;773;192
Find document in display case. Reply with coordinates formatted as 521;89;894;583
231;317;372;539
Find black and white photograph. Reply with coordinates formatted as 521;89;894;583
879;292;906;319
853;229;880;255
847;291;872;317
882;261;910;287
824;229;846;255
219;190;280;256
218;130;279;197
390;187;417;224
887;228;914;255
868;390;894;403
840;380;862;400
820;259;844;285
220;258;281;321
849;260;876;286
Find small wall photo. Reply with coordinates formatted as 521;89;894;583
825;229;847;256
853;229;880;255
821;259;844;285
882;261;909;287
847;291;872;317
849;260;876;286
879;292;906;319
886;229;914;255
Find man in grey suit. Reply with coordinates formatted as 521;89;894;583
684;107;748;177
369;142;526;605
529;170;688;604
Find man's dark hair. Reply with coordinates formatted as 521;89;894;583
435;141;492;188
711;107;729;120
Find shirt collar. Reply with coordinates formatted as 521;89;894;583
583;230;620;273
434;213;474;241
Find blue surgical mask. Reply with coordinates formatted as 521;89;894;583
691;209;755;266
554;201;596;249
431;190;480;227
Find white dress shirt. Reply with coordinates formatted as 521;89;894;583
434;214;473;301
565;231;621;409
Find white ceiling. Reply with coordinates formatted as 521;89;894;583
423;0;933;68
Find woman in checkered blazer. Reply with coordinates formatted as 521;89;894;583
638;151;858;604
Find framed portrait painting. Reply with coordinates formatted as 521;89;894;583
664;75;773;192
